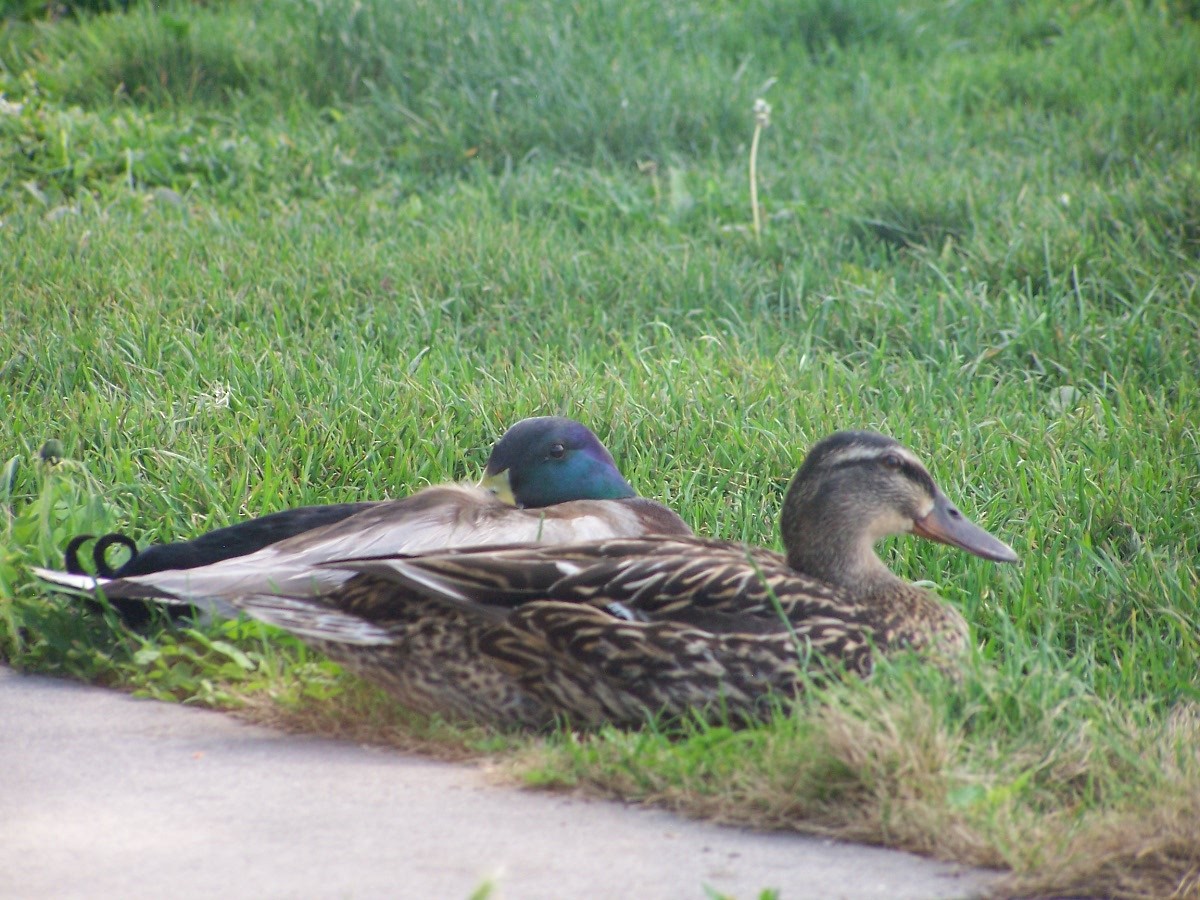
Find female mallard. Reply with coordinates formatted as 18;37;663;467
32;416;692;608
124;430;1016;728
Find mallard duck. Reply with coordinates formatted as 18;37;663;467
97;430;1015;729
31;416;692;609
64;504;378;579
64;415;666;579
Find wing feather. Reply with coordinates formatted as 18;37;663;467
32;487;689;606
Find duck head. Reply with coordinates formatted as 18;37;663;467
780;430;1017;592
481;417;637;508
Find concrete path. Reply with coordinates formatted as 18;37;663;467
1;667;996;899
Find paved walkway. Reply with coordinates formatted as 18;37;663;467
1;667;996;899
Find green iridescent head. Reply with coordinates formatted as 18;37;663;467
481;417;637;508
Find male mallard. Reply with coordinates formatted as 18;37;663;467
63;505;377;579
87;430;1015;728
66;416;665;579
32;416;692;608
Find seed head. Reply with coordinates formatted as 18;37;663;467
753;98;772;128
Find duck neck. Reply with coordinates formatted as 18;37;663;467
780;495;907;602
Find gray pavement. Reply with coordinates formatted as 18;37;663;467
1;667;997;899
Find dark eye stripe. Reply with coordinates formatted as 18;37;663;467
898;460;936;496
828;451;936;495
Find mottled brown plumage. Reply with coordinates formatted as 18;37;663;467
232;431;1017;729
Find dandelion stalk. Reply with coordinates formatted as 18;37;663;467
749;98;771;242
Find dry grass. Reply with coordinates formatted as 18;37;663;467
231;678;516;763
502;689;999;857
220;664;1200;897
994;704;1200;899
201;670;1200;897
1000;791;1200;899
503;683;1200;898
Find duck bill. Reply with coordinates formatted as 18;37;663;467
912;493;1018;563
479;469;517;506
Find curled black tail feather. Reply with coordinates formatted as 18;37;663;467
64;535;96;575
92;533;139;577
63;532;140;576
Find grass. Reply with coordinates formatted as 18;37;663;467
2;0;1198;895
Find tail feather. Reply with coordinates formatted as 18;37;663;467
30;565;241;620
237;594;395;646
64;535;96;575
29;566;110;596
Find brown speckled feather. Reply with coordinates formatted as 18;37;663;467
242;575;555;727
481;602;874;726
231;536;890;728
240;572;875;729
334;538;876;639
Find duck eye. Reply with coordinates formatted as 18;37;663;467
548;443;566;460
883;453;902;469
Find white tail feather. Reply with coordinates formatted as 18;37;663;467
29;567;107;595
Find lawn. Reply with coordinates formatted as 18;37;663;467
2;0;1198;895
